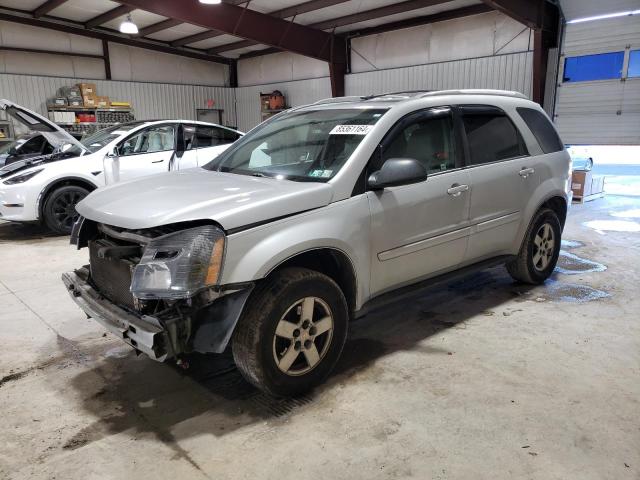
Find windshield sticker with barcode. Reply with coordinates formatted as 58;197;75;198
329;125;374;135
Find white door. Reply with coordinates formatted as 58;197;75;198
368;107;472;296
106;124;176;183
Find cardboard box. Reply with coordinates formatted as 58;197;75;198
96;96;110;108
571;170;605;199
48;97;68;107
78;82;97;96
82;94;97;108
67;96;83;107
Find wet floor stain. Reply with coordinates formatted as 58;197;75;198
583;219;640;233
556;250;607;275
542;279;610;303
610;208;640;219
561;239;584;249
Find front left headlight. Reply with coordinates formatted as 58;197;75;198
130;225;225;300
3;168;44;185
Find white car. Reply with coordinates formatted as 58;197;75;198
0;99;243;234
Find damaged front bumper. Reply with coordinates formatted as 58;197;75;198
62;267;254;362
63;269;170;361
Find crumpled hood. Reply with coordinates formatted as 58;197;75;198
76;169;335;231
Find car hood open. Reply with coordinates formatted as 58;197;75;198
76;169;334;231
0;99;86;152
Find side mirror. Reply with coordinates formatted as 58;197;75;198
368;158;427;190
105;147;118;158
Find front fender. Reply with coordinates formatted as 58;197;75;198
220;196;371;309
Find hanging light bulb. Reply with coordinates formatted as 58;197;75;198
199;0;222;4
119;14;139;34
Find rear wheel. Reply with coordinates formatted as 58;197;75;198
232;267;348;397
506;208;561;284
43;185;89;235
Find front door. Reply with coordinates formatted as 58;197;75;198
368;107;472;296
106;124;176;183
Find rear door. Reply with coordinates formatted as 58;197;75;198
458;105;539;261
107;124;176;183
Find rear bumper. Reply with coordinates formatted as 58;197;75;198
62;269;170;361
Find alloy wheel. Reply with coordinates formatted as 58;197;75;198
272;297;334;376
532;223;555;272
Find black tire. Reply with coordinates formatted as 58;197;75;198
43;185;89;235
506;208;561;284
232;267;348;397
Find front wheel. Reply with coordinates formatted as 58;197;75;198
43;185;89;235
232;267;348;397
506;208;561;284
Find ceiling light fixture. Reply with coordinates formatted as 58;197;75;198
567;9;640;24
119;14;139;34
199;0;222;4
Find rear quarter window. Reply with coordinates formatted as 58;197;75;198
516;107;564;154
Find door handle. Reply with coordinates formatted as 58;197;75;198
151;159;165;164
519;167;535;178
447;184;469;197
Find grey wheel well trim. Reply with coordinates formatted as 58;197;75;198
265;247;359;315
37;177;99;220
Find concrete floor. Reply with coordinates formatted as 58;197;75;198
0;195;638;480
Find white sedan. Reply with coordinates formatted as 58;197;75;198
0;99;243;234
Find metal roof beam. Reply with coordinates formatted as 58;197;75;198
85;5;135;29
118;0;346;63
481;0;557;31
136;18;183;37
170;0;350;47
209;0;452;55
238;4;494;60
0;11;234;65
33;0;68;18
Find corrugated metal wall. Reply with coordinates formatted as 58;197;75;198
345;51;533;98
0;73;237;128
554;15;640;145
236;77;332;132
1;51;535;135
235;51;533;131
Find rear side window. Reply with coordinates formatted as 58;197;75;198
517;107;564;154
460;107;527;165
195;126;241;148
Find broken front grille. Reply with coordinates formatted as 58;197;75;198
88;238;139;310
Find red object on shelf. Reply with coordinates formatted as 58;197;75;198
76;113;96;123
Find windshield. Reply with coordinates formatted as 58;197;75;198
205;108;387;181
64;122;146;156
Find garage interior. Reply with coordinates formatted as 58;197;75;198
0;0;639;479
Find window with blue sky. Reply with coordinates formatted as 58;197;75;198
629;50;640;78
563;51;625;82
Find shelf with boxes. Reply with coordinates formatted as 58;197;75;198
47;82;135;137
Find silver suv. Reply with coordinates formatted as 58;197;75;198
63;90;571;396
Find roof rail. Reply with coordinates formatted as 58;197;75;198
311;96;364;106
417;89;528;99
